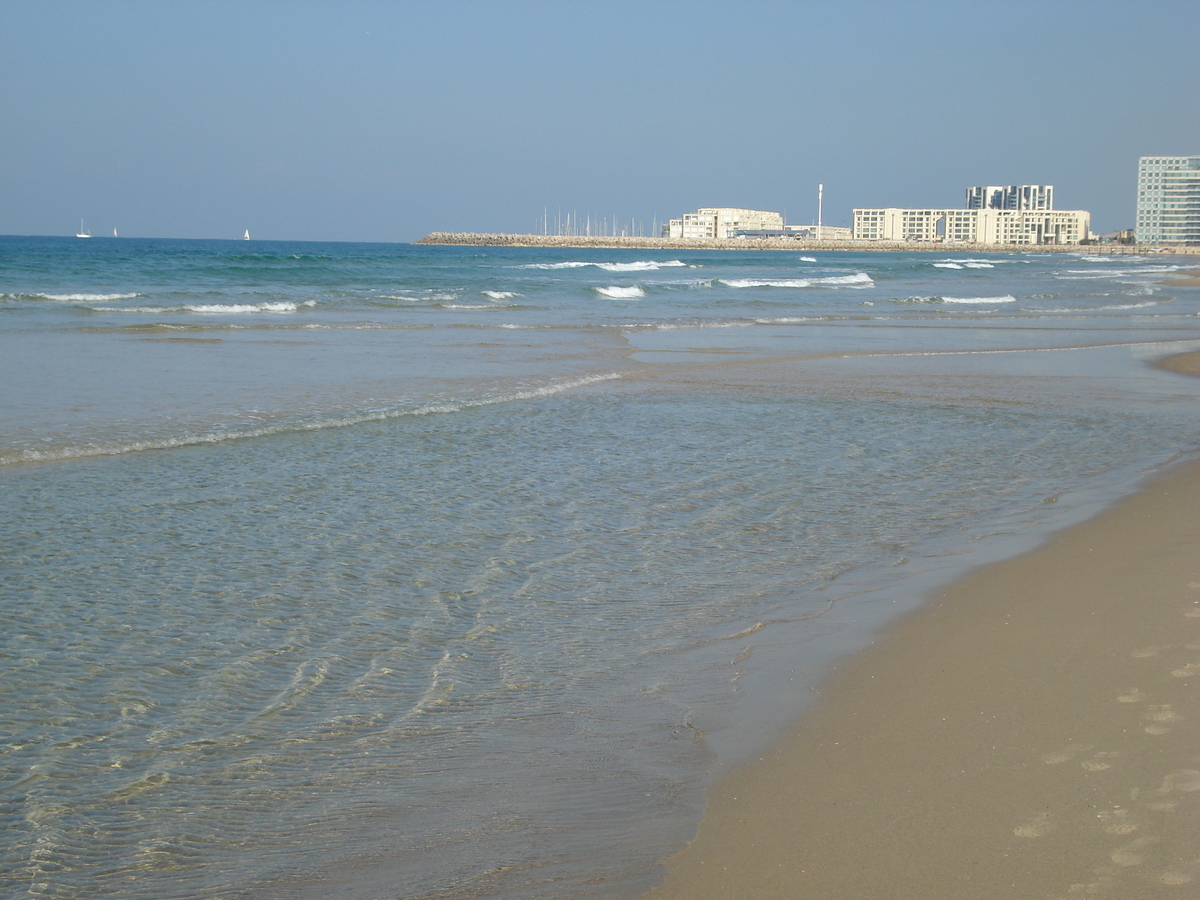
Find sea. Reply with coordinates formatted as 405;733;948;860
2;235;1199;900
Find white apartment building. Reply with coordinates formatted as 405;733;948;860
1136;156;1200;244
852;207;1090;245
666;208;784;239
966;185;1054;211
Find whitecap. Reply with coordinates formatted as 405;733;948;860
36;292;141;302
932;263;963;269
799;256;816;262
481;291;517;300
596;260;688;272
183;302;305;313
595;285;645;299
720;272;873;288
516;260;688;272
515;261;592;270
941;295;1017;304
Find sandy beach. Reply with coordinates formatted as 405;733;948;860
643;359;1200;899
1163;269;1200;288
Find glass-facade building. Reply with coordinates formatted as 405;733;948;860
1136;156;1200;244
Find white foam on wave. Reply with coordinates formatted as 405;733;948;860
1060;265;1181;278
377;292;459;303
1;372;623;466
647;319;753;330
481;291;518;300
32;292;142;302
185;301;313;313
89;300;316;314
799;256;817;262
1040;300;1161;313
941;295;1018;304
933;263;963;269
597;260;687;272
720;272;873;288
516;260;689;271
516;261;592;270
595;285;645;299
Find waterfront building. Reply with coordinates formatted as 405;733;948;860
1136;156;1200;244
666;208;784;240
852;207;1089;245
966;185;1054;211
783;224;852;240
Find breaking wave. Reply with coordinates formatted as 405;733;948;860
7;292;142;302
594;285;645;299
719;273;873;288
516;260;688;271
89;301;316;314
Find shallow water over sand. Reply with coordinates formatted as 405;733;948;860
2;238;1200;898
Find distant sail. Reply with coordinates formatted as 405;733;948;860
76;219;90;238
244;229;250;240
113;227;118;238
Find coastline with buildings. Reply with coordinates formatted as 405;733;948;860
415;231;1190;254
423;163;1200;253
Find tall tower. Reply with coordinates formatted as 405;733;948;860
1136;156;1200;243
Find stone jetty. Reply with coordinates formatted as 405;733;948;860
415;232;1186;255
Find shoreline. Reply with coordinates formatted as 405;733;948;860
641;354;1200;899
416;232;1197;255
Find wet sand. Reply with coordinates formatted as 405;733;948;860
1163;268;1200;288
643;365;1200;898
1156;350;1200;377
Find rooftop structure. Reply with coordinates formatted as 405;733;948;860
966;185;1054;211
1136;156;1200;244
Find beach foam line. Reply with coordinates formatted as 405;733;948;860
595;285;645;299
0;373;622;466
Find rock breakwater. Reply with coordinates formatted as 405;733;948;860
416;232;1188;255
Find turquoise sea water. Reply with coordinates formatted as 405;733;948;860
2;237;1200;898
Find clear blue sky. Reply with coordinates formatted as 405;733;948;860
2;1;1197;240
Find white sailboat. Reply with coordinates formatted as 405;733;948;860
75;219;91;238
113;227;118;238
243;229;250;240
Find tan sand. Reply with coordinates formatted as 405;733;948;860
1161;269;1200;288
644;455;1200;896
1156;350;1200;377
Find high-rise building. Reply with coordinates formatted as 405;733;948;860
965;185;1054;211
1135;156;1200;244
